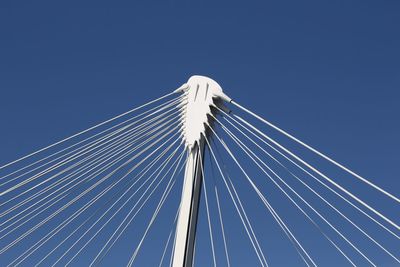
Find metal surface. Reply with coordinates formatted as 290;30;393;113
173;76;230;266
172;140;205;267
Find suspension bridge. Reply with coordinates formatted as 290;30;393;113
0;75;398;266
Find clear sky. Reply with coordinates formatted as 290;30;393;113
0;1;399;266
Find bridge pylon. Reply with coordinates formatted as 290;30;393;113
172;76;231;267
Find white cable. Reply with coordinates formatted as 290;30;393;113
0;99;184;216
0;114;179;227
169;200;182;267
233;114;400;231
0;110;182;222
126;151;185;266
0;95;184;186
204;136;269;267
255;187;314;267
98;150;188;267
219;120;367;266
35;137;180;266
169;153;189;267
228;176;270;267
214;186;231;267
231;101;400;204
209;136;270;267
0;102;184;197
209;132;314;267
8;129;182;267
221;110;400;240
127;179;177;267
87;143;185;267
8;130;183;266
57;145;183;267
1;125;182;256
208;128;317;267
0;131;144;237
206;145;231;267
198;148;217;267
0;119;181;241
210;134;312;267
220;115;399;264
0;91;180;171
159;206;181;267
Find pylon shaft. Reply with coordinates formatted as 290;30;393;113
172;138;205;267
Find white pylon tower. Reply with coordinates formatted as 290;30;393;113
172;76;231;267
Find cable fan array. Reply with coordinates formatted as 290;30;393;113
0;84;399;267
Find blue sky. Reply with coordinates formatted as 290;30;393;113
0;1;399;266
